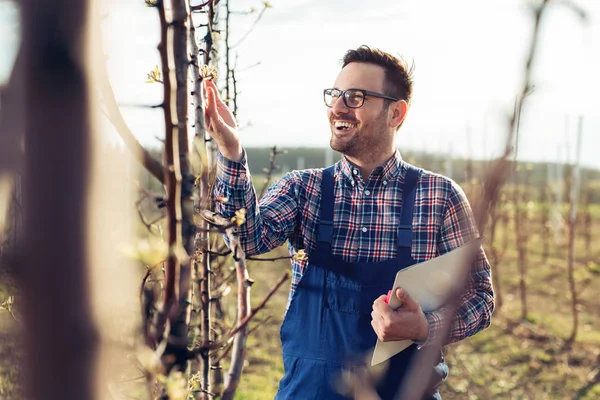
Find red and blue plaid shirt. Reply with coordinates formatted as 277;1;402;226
215;149;494;346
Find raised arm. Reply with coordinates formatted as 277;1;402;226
205;80;299;255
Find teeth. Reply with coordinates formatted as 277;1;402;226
334;121;357;129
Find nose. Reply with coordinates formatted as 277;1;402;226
330;94;349;115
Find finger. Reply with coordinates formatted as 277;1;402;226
203;83;210;109
373;294;388;305
371;320;382;340
372;294;388;310
206;87;229;133
372;296;393;315
202;79;217;91
206;87;221;121
395;287;417;311
204;86;215;127
371;310;383;321
206;80;227;107
205;78;217;90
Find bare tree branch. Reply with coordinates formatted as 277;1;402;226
152;0;184;347
164;0;196;376
224;0;231;105
0;47;24;175
257;146;284;199
190;0;218;395
191;1;212;12
192;211;290;400
566;116;583;343
231;4;269;49
226;272;289;340
98;59;165;184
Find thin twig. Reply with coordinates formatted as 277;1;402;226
235;61;261;74
214;340;234;364
247;315;273;336
190;272;288;353
190;1;211;12
220;226;250;399
205;248;292;262
231;5;268;49
140;268;152;304
247;255;293;262
258;146;284;199
206;249;232;257
226;272;289;339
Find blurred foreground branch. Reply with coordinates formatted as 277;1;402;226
98;60;165;185
398;1;554;399
17;0;99;398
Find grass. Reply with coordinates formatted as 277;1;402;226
0;313;21;398
1;209;599;400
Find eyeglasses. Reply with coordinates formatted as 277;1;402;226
323;88;399;108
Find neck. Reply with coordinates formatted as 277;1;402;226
345;148;395;179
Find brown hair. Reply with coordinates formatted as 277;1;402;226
342;45;414;106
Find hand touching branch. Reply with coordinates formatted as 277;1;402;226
204;79;243;161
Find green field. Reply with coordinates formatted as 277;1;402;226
1;196;599;399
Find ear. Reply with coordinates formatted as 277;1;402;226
389;100;408;129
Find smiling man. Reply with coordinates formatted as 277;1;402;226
206;46;494;400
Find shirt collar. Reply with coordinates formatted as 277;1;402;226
338;149;406;184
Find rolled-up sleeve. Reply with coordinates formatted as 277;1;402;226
214;149;300;256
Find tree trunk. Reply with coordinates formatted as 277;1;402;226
540;184;550;263
153;0;184;355
488;199;503;312
170;0;195;375
566;117;583;343
192;1;219;395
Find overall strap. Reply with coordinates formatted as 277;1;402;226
317;165;336;244
397;166;422;249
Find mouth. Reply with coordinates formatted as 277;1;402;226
333;120;358;133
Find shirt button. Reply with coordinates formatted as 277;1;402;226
383;180;388;185
361;227;368;233
353;169;359;175
364;190;370;196
351;181;355;186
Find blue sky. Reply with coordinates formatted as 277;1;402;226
1;0;598;169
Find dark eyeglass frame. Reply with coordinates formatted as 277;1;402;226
323;88;399;108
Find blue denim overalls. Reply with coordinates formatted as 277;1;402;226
275;165;448;399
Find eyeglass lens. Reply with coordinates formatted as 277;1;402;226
324;89;364;108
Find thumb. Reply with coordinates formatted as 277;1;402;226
395;287;418;311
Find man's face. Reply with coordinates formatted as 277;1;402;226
328;62;392;158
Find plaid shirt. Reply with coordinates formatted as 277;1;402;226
215;149;494;346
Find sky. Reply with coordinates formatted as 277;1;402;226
1;0;599;169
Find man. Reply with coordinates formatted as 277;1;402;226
205;46;494;399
